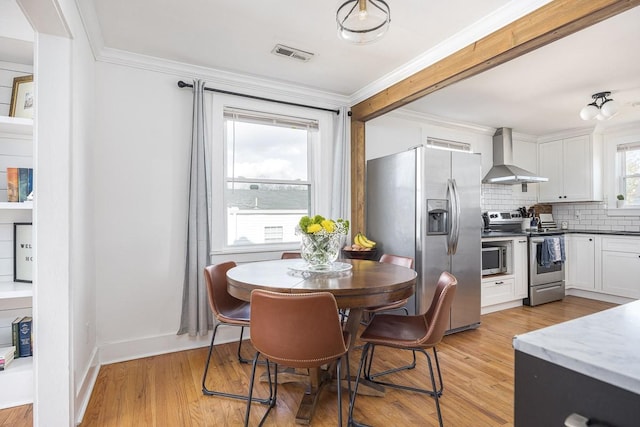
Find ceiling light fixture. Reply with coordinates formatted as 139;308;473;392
579;91;620;121
336;0;390;45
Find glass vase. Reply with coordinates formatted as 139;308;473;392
299;232;344;271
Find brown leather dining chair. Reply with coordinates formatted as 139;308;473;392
349;271;458;427
361;253;416;378
280;251;302;259
364;253;414;319
201;262;271;404
244;289;352;427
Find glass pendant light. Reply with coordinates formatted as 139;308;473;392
337;0;391;44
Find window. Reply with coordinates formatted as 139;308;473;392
617;142;640;205
224;108;317;247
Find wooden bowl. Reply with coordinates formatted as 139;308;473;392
342;248;379;260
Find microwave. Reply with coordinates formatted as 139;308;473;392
482;245;508;276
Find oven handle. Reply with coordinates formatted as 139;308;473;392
536;284;563;292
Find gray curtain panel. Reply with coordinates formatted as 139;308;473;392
331;106;351;232
178;79;212;336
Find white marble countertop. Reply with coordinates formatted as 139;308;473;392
513;299;640;395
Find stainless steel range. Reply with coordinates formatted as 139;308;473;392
483;210;565;306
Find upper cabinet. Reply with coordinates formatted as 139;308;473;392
538;134;603;203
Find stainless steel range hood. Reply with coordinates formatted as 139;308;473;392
482;127;548;185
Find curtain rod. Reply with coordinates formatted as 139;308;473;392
177;80;340;115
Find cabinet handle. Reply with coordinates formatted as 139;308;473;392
558;196;562;199
565;412;613;427
495;281;504;285
565;413;588;427
563;195;567;198
589;238;592;241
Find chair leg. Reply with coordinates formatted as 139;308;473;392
364;344;416;380
357;345;445;427
425;349;444;427
202;323;271;403
245;353;277;427
237;325;251;364
348;343;373;427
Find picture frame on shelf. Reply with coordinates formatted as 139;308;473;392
13;223;33;283
9;75;34;119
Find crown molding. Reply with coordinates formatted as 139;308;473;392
348;0;553;106
96;47;350;111
385;108;495;136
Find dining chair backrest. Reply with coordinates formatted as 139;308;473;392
204;262;247;322
249;289;349;369
379;253;414;269
280;252;302;259
421;272;457;347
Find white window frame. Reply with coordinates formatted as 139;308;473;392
604;125;640;216
616;141;640;206
209;93;335;255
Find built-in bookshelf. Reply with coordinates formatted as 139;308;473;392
0;115;33;408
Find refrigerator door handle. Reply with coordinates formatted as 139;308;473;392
447;179;460;255
451;179;461;254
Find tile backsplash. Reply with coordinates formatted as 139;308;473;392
481;184;640;232
553;203;640;232
481;184;537;212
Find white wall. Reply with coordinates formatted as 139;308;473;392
94;62;195;359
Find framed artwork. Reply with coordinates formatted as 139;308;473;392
14;223;33;283
9;75;34;119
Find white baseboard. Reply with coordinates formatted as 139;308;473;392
98;326;244;365
74;347;99;425
481;299;523;315
565;288;635;305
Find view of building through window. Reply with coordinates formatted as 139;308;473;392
224;109;315;246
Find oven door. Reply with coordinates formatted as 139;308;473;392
529;237;564;286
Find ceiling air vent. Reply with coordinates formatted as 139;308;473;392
271;44;314;62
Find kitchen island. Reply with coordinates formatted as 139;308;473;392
513;299;640;426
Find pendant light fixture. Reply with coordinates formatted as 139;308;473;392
579;91;620;121
336;0;391;44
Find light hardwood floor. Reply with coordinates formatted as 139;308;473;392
0;296;615;426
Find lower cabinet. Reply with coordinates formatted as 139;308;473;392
601;236;640;299
515;351;640;427
481;236;527;312
566;234;597;290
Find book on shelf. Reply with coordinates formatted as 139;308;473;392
5;167;33;203
11;317;22;358
6;167;18;202
0;346;16;370
18;316;32;357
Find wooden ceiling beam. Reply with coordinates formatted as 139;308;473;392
351;0;640;122
350;0;640;237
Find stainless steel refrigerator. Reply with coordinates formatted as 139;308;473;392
366;146;481;332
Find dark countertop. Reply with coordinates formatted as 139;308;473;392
482;229;640;239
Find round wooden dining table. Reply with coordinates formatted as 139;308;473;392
226;258;417;425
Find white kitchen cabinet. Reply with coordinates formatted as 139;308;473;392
566;234;598;290
513;237;528;298
538;134;602;202
481;236;528;313
601;236;640;299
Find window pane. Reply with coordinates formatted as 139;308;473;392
624;177;640;205
226;120;308;181
226;182;309;246
625;149;640;175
